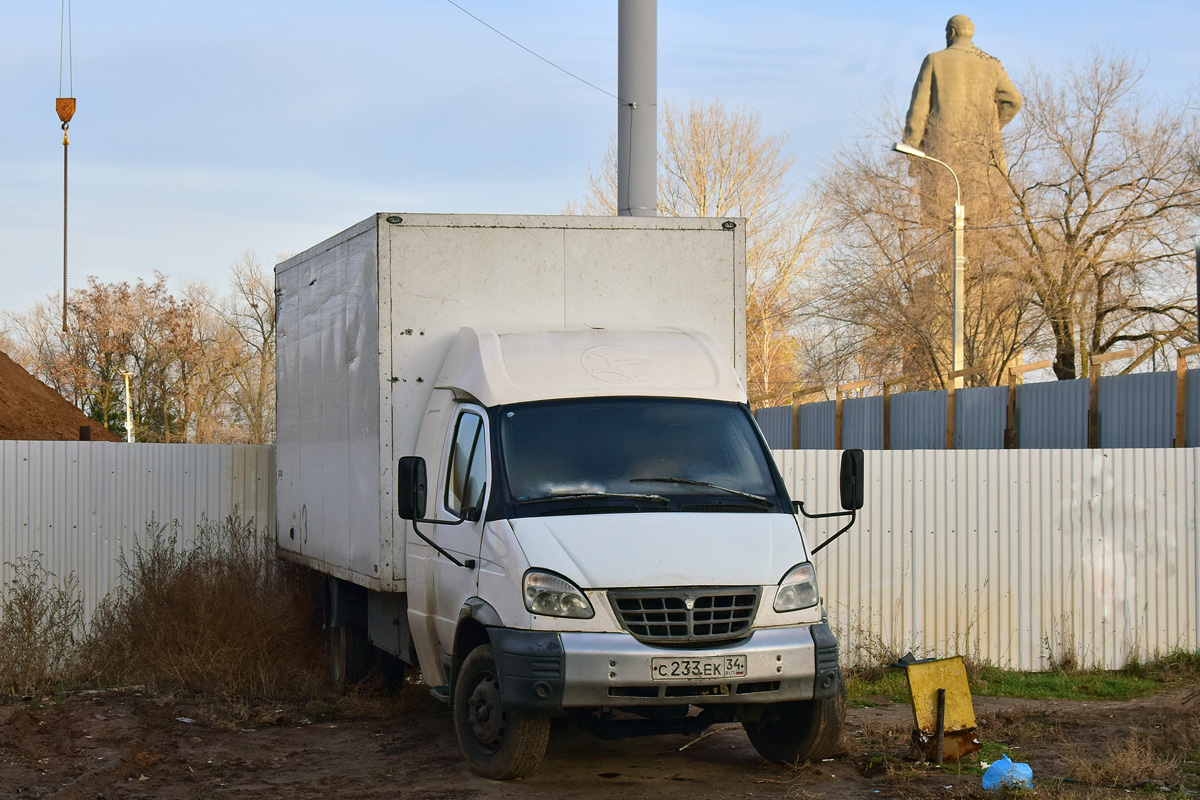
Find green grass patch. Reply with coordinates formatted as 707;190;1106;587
845;668;910;706
968;665;1159;700
845;650;1200;706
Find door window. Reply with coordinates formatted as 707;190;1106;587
445;411;487;519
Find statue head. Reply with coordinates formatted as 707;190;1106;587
945;14;974;47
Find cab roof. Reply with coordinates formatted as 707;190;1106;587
435;327;747;407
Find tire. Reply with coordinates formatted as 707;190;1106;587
374;648;408;693
453;644;550;780
743;689;845;764
329;623;371;692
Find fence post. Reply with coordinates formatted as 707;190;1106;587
1088;349;1135;448
882;376;913;451
790;386;825;450
945;367;984;450
835;380;870;450
1175;345;1200;447
1004;360;1053;449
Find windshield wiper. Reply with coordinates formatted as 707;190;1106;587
629;477;774;506
516;491;669;506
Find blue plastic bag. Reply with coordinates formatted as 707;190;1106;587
982;754;1033;791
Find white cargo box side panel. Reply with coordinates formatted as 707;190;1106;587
380;214;746;581
275;218;388;589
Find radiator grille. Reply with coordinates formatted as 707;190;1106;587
608;587;760;644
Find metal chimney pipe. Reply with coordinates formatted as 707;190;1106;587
617;0;656;217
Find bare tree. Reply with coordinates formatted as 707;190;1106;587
3;258;278;444
814;110;1039;390
214;253;276;445
998;53;1200;378
571;99;826;401
7;278;147;435
176;280;240;443
811;53;1200;387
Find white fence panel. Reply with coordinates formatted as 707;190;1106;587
4;441;1195;671
1;441;274;621
776;449;1200;670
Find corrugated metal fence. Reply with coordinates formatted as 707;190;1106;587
3;441;1196;671
1;441;274;621
779;448;1200;670
757;370;1200;449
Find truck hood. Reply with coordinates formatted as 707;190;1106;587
508;513;808;589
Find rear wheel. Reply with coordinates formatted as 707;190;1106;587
743;689;845;763
453;644;550;780
329;623;370;692
374;648;408;693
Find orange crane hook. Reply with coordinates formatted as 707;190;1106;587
57;98;75;143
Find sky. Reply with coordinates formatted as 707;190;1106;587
2;1;1199;317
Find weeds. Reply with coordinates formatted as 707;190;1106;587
0;553;83;695
79;510;325;698
1064;733;1181;788
1120;650;1200;683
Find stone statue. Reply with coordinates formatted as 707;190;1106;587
903;15;1021;176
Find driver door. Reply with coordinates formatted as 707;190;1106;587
432;404;490;655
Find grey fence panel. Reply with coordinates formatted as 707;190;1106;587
842;396;883;450
890;390;945;449
775;448;1200;671
0;441;274;624
755;405;793;449
957;386;1008;449
1190;371;1200;447
1099;372;1175;449
761;368;1200;449
797;399;835;449
1016;379;1088;448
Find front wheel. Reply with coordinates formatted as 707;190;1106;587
453;644;550;780
743;690;845;763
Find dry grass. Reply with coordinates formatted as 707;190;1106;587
1063;733;1181;788
976;705;1067;745
79;511;326;699
0;553;83;695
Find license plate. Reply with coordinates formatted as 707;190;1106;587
650;655;747;681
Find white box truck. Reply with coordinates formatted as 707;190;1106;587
275;213;862;779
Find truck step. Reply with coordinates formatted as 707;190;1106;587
429;685;450;704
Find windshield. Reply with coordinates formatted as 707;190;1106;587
496;397;787;516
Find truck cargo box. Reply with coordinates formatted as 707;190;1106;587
275;213;747;590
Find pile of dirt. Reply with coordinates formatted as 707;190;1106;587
0;350;121;441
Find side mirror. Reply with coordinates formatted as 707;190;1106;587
397;456;428;520
839;449;864;511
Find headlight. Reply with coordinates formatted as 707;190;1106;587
522;571;595;619
773;562;819;612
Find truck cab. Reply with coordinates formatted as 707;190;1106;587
396;327;849;778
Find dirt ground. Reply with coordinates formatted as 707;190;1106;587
2;682;1197;799
0;350;120;442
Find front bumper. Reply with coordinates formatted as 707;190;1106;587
489;623;840;710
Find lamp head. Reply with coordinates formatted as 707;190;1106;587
892;142;926;158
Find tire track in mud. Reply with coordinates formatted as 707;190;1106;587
45;703;164;800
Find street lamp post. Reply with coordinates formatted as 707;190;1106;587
893;142;966;389
123;371;134;443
